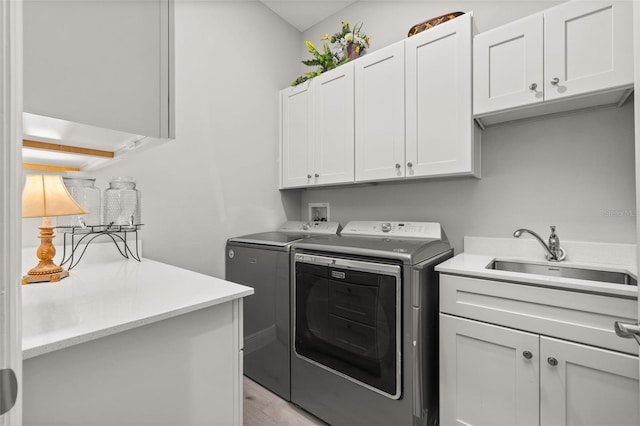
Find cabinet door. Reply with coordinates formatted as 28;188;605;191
281;83;312;188
544;0;633;102
406;13;476;178
541;336;639;426
23;0;171;138
311;64;355;186
473;13;543;115
440;314;539;426
354;41;405;182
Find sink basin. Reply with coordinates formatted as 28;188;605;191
488;260;637;286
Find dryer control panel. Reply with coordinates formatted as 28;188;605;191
341;221;442;240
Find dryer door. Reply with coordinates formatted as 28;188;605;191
294;254;402;399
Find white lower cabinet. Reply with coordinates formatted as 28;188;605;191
439;273;640;426
441;314;640;426
440;314;539;426
540;336;639;426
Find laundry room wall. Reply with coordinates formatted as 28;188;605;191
89;1;302;278
297;1;637;253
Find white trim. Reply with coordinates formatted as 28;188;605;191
633;0;640;407
0;0;23;423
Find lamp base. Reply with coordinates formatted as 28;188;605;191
22;270;69;285
22;221;70;285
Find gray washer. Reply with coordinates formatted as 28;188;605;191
225;222;341;401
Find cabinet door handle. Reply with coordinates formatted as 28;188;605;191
614;321;640;345
314;173;319;178
550;77;560;86
307;174;312;179
407;162;413;168
522;350;533;360
395;163;401;169
529;83;537;91
547;357;558;366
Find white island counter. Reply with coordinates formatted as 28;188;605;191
22;251;253;426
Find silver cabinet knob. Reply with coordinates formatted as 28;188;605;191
395;163;401;169
314;173;319;178
550;77;560;86
529;83;537;90
523;351;533;360
407;162;413;168
307;174;312;179
547;357;558;366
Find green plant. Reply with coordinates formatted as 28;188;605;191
291;40;349;86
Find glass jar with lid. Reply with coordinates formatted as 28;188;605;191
57;172;102;230
103;176;141;227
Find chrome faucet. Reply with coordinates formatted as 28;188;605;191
513;225;566;261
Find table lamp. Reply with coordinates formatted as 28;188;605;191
22;174;87;284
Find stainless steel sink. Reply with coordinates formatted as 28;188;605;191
487;260;637;286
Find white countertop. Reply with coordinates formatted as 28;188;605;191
22;251;253;360
435;237;638;299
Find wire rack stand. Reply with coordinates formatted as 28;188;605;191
56;224;143;270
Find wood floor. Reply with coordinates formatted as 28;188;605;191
243;377;326;426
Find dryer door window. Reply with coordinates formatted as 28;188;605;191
294;257;401;399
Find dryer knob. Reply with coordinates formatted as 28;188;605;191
381;222;392;233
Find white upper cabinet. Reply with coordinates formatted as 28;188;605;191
473;13;544;115
354;41;405;182
474;0;633;125
312;65;355;186
281;82;312;188
543;0;633;102
280;12;480;188
280;65;354;189
23;0;173;140
406;13;479;178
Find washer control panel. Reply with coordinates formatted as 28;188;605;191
341;221;442;239
278;221;342;235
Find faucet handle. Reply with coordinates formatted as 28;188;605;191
547;225;566;261
548;225;558;244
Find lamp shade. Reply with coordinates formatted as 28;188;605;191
22;174;87;218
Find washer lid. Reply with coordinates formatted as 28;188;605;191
228;231;305;247
228;221;342;248
278;221;342;235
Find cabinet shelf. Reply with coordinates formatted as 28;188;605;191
57;224;143;270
